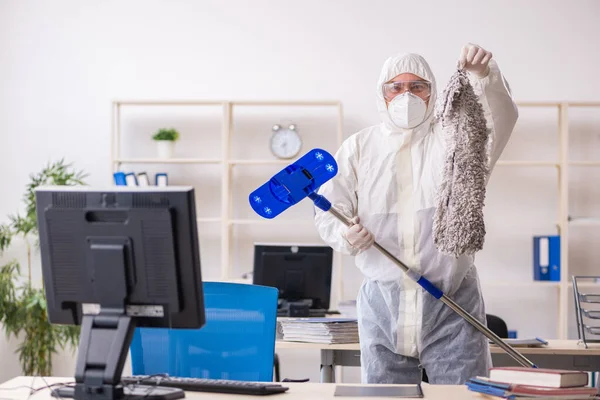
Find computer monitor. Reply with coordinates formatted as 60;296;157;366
252;243;333;317
35;186;205;400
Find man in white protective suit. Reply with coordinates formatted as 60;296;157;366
313;43;517;384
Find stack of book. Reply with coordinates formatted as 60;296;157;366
279;317;359;344
467;367;599;399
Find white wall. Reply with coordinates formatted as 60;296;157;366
1;0;600;384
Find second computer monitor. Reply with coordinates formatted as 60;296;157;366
252;243;333;311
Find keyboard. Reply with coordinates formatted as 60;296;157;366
120;376;290;396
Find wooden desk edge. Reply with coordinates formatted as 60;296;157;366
0;377;476;400
275;340;600;355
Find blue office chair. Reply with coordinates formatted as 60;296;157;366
130;282;279;382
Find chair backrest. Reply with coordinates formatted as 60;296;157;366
130;282;279;382
485;314;508;338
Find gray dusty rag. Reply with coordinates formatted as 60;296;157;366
432;69;491;258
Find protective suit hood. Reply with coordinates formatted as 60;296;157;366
376;53;437;133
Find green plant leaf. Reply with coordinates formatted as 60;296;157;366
9;214;36;237
152;128;180;141
0;260;23;338
0;224;13;253
0;159;86;375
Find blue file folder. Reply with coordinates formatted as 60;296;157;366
533;235;560;281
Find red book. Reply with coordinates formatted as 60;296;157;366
472;377;598;397
489;367;589;388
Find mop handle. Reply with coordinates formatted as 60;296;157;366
324;205;537;369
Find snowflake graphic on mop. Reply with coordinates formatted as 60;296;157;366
315;152;324;161
326;164;335;173
264;207;272;215
253;196;262;204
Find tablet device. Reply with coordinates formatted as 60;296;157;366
334;384;423;398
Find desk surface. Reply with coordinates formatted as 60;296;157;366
0;377;478;400
276;339;600;355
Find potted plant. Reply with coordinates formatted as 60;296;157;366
152;128;180;159
0;159;86;376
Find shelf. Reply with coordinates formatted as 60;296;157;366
115;100;226;106
480;281;560;288
197;218;221;223
569;161;600;167
495;160;600;167
114;100;341;107
483;281;600;289
516;102;561;107
567;102;600;107
230;100;341;107
495;160;559;167
515;102;600;108
115;158;222;164
229;159;291;165
569;217;600;226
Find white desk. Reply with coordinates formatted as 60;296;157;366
276;340;600;383
0;376;480;400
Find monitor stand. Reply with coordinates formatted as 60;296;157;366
52;385;184;400
51;310;184;400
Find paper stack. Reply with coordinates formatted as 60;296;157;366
279;318;359;344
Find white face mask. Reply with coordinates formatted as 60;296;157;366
387;92;427;129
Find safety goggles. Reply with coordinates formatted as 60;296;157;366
382;80;431;101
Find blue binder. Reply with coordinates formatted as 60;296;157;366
113;172;127;186
533;235;560;281
155;173;168;187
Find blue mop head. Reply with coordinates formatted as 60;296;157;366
249;148;337;219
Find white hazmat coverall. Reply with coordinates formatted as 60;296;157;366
314;53;517;384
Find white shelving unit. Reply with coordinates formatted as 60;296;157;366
110;99;345;302
110;99;600;340
492;101;600;339
488;102;569;339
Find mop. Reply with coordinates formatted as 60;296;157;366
249;148;536;369
432;68;491;258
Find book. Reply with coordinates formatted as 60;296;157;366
467;377;598;398
488;367;589;388
137;172;150;186
467;383;597;398
113;172;127;186
155;173;168;187
125;172;138;186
